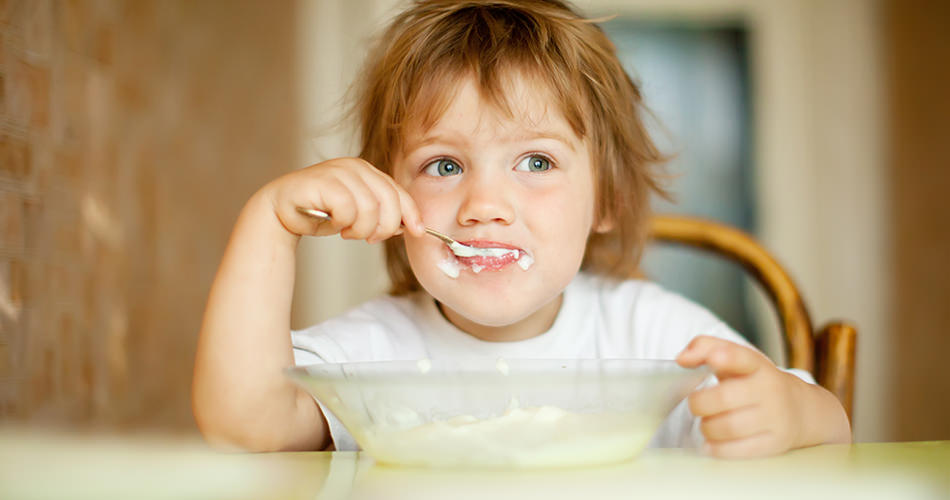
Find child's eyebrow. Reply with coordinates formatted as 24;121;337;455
512;131;578;152
406;130;578;153
404;133;462;153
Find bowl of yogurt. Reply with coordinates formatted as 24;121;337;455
286;358;709;468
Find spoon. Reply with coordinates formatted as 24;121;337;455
295;206;464;251
297;207;460;248
294;206;519;259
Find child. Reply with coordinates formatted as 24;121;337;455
192;0;851;458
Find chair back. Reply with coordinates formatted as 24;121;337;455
650;215;857;421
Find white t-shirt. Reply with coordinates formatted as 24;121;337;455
291;272;814;451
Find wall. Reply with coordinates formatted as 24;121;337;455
885;0;950;441
291;0;397;330
0;0;297;430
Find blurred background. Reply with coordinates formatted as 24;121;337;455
0;0;947;445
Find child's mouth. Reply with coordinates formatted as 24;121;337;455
436;241;534;277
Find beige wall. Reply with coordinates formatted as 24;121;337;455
885;0;950;441
0;0;296;430
291;0;398;330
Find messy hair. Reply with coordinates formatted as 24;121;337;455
352;0;668;294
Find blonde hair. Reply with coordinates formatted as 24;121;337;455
352;0;668;294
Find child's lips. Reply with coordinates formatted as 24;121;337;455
459;240;521;251
454;240;524;271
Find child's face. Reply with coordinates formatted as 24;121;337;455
393;75;597;340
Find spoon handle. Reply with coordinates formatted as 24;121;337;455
295;206;457;246
296;206;331;221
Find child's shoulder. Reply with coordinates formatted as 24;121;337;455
572;272;748;357
573;272;703;314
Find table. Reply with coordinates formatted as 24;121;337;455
282;442;950;500
1;431;947;499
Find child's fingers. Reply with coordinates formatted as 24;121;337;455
356;160;424;239
278;158;403;239
373;172;424;239
395;185;425;237
706;345;762;380
355;171;405;243
311;177;358;233
688;378;758;417
677;335;762;380
676;335;722;367
363;163;424;236
698;406;768;442
704;432;778;459
335;174;383;240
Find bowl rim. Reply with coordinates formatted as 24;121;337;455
284;358;711;383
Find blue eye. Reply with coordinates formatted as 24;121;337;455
516;155;553;172
423;158;462;176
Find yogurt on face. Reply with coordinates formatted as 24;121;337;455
436;242;533;278
516;252;534;271
449;241;518;259
436;257;462;278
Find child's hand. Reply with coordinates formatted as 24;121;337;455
264;158;426;243
193;158;428;451
676;335;851;458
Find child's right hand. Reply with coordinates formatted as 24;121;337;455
194;158;426;451
263;157;426;243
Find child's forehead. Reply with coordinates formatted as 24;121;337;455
402;71;584;149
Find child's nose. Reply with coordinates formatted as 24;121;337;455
456;173;515;227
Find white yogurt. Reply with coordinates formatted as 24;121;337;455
517;252;534;271
358;406;659;468
436;249;534;278
436;257;462;278
416;359;432;374
496;358;510;376
449;242;519;259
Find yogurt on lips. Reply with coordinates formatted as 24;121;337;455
437;240;534;278
456;241;522;272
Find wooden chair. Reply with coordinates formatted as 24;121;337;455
650;214;857;422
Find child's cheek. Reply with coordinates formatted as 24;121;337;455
413;190;455;229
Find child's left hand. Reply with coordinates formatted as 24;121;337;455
676;335;851;458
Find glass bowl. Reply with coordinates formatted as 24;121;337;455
286;358;709;468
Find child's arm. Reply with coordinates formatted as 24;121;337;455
676;335;852;458
192;158;424;452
